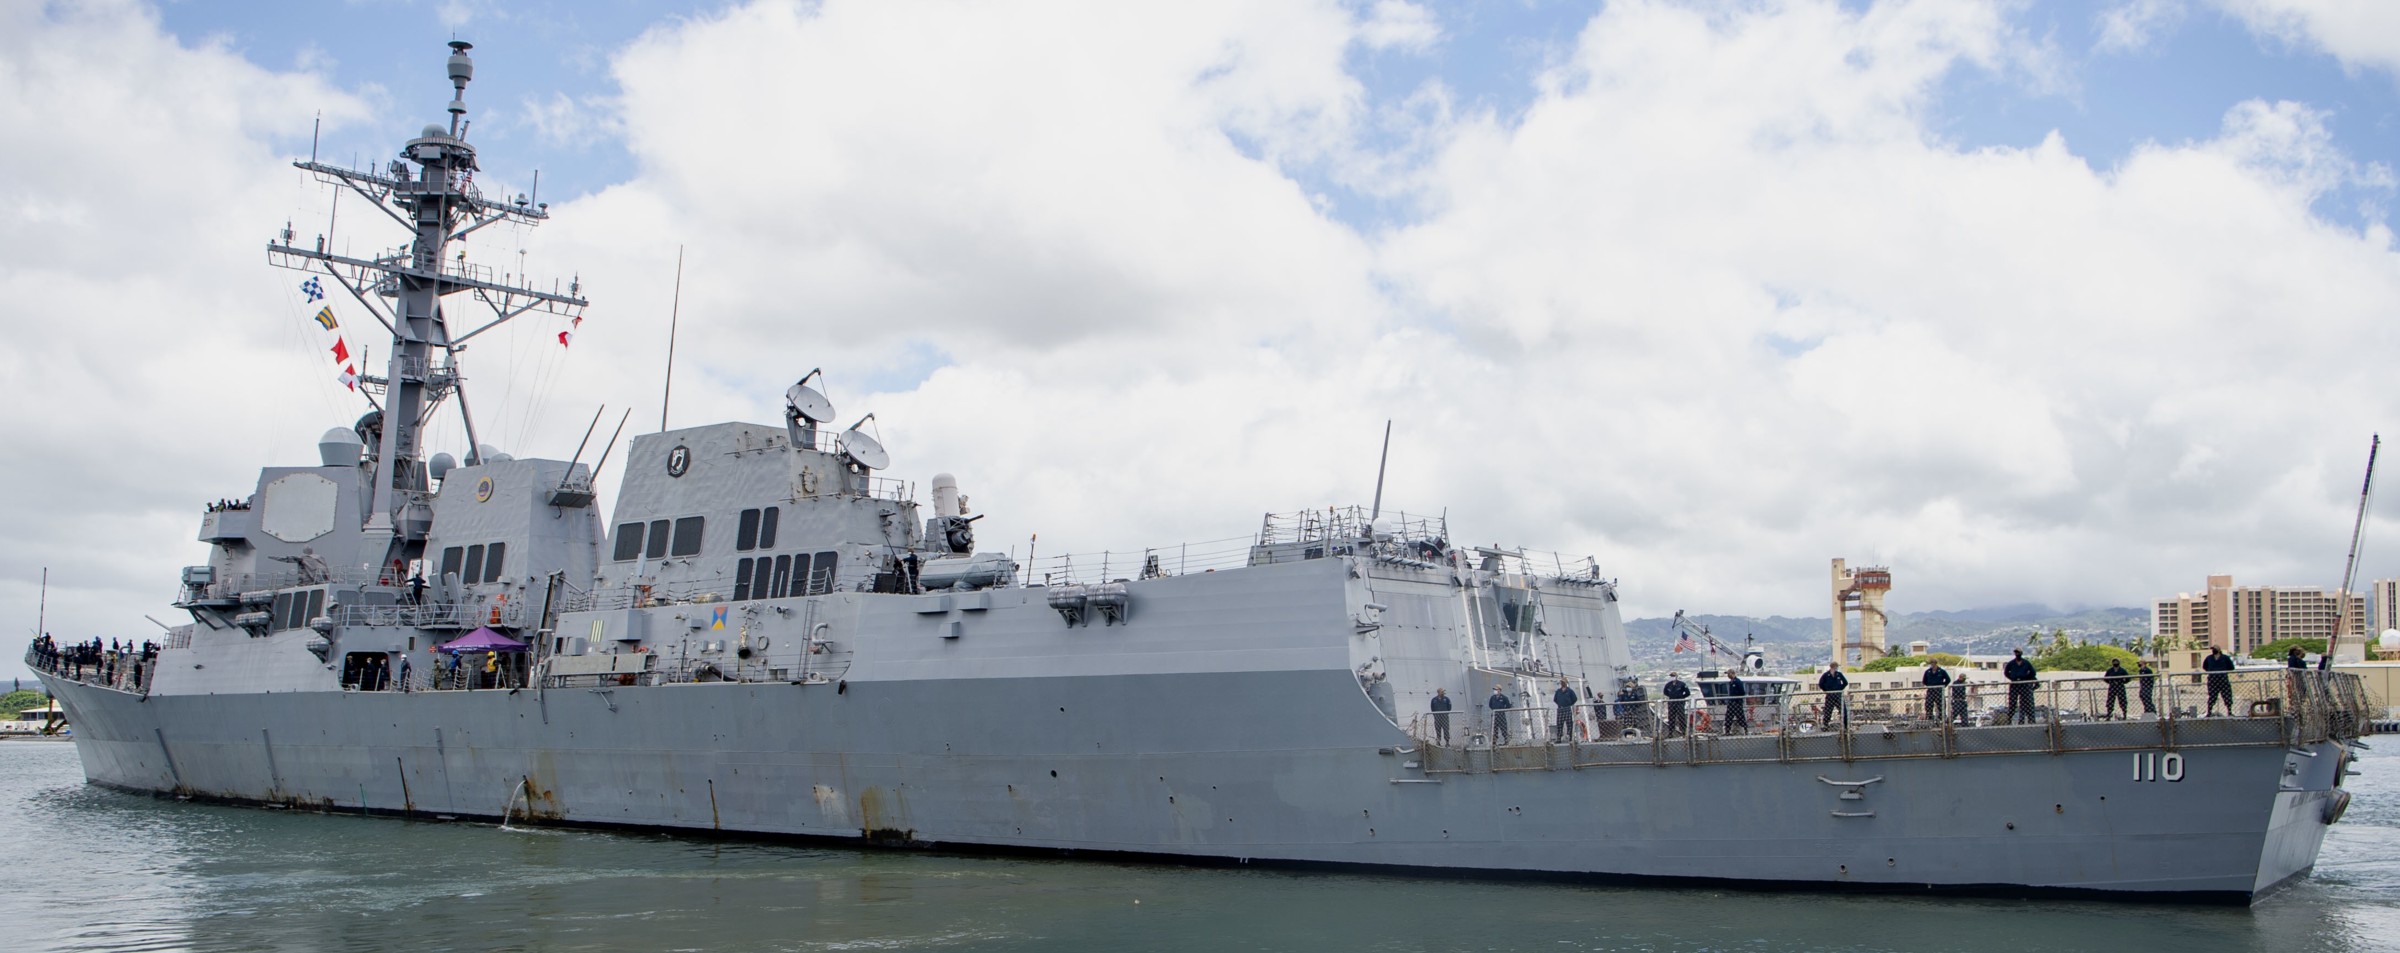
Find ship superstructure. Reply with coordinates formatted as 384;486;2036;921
29;45;2375;904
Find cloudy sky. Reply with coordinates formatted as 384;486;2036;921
5;0;2399;681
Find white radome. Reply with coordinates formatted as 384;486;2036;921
2379;628;2400;651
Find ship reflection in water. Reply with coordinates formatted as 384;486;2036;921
4;742;2392;953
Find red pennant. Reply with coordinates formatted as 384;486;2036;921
557;330;572;348
331;338;350;363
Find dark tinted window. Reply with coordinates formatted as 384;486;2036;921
757;506;778;550
612;523;644;561
645;519;670;559
771;554;792;599
305;589;326;624
462;545;485;586
811;551;838;594
734;558;754;601
751;558;773;602
736;509;761;551
439;546;464;580
482;542;506;583
272;592;293;630
670;517;705;557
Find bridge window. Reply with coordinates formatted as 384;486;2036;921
772;554;792;598
645;519;670;560
751;556;773;601
462;545;485;586
440;546;463;579
735;507;780;552
482;542;506;583
612;523;643;561
670;516;705;557
734;558;753;601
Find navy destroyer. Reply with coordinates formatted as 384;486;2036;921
30;44;2375;903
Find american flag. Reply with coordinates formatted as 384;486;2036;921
1673;633;1695;653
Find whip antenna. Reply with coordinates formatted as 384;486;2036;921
660;245;684;432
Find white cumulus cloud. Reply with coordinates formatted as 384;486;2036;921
2216;0;2400;79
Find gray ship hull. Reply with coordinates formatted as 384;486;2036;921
35;42;2360;910
41;661;2345;903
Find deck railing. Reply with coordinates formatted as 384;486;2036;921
23;644;159;695
1409;670;2374;773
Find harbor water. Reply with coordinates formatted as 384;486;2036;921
4;740;2394;953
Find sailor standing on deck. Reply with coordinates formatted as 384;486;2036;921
1817;662;1848;728
2003;649;2038;724
2285;645;2311;717
2137;661;2157;716
1950;674;1972;725
1487;685;1513;746
1429;688;1453;745
2202;647;2237;716
2103;659;2131;719
1722;671;1749;733
1662;672;1690;737
1922;659;1951;721
1552;680;1578;743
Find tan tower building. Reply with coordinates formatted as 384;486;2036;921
2153;574;2364;656
1831;558;1892;666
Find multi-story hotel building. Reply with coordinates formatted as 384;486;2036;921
2153;574;2365;655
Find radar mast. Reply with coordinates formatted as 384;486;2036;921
266;41;588;571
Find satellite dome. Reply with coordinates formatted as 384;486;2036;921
2380;628;2400;651
428;452;457;482
422;123;446;139
317;427;364;467
489;452;514;463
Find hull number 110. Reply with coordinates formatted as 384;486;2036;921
2133;752;2185;782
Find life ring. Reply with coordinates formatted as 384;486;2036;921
1692;709;1712;732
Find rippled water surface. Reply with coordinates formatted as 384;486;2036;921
4;740;2394;952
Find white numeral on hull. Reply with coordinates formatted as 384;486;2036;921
2133;751;2184;782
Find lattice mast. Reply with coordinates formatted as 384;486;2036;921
266;41;587;571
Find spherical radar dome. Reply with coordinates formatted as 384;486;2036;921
2379;628;2400;651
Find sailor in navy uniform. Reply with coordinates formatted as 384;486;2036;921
1662;673;1691;736
1922;659;1951;721
1488;686;1513;746
1552;680;1579;742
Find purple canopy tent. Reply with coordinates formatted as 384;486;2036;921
437;626;529;653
